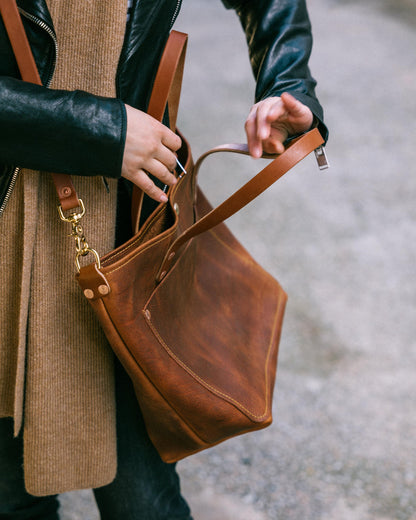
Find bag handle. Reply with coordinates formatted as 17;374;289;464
0;0;188;218
1;2;325;278
131;31;187;233
156;128;324;281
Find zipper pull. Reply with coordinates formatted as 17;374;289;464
314;146;329;170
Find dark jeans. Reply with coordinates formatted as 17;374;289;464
0;360;193;520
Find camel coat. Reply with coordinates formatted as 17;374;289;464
0;0;127;496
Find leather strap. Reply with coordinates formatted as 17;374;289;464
0;0;40;84
1;3;324;269
131;31;187;233
147;31;187;131
0;0;80;211
1;0;187;216
157;128;324;280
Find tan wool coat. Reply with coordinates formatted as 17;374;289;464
0;0;127;496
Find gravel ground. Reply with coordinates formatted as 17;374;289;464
60;0;416;518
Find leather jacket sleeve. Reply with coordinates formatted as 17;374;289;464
221;0;328;142
0;76;126;178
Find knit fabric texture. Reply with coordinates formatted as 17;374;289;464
0;0;127;496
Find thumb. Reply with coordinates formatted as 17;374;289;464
280;92;306;117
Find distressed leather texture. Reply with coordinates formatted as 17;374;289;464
77;135;286;461
76;32;324;462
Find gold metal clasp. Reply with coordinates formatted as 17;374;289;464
57;199;101;272
58;199;86;223
75;248;101;272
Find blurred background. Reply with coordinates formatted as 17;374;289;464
60;0;416;518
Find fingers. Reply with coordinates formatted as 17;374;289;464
245;105;263;158
122;105;183;202
245;98;286;158
161;131;182;153
280;92;311;121
124;168;170;203
123;150;178;203
245;94;314;158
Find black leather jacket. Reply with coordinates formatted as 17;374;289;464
0;0;328;215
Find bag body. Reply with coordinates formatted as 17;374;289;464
1;7;325;461
77;132;287;461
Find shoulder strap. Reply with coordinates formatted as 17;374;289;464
147;31;187;131
0;0;80;211
131;31;187;233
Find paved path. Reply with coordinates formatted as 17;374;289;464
60;1;416;518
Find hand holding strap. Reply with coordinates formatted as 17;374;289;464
131;31;188;233
156;128;324;280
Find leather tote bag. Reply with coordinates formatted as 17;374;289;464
1;1;325;462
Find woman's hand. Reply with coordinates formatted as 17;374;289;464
245;92;314;158
121;105;182;202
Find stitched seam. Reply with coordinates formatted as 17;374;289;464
102;219;173;264
143;239;193;308
104;227;177;275
99;299;213;445
143;302;281;421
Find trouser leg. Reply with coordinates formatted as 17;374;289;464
93;360;193;520
0;418;59;520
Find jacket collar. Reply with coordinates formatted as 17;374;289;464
17;0;54;32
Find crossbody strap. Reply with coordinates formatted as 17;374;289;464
0;0;80;211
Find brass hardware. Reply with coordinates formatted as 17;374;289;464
98;284;110;296
58;199;101;272
75;248;101;272
58;199;86;223
173;203;180;215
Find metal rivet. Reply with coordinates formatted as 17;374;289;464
173;203;179;215
84;289;94;299
144;309;151;320
168;252;175;261
160;271;167;280
61;187;72;197
98;284;109;296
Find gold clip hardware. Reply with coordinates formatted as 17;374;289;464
58;199;86;223
57;199;101;272
75;248;101;272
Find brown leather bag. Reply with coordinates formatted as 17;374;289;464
1;2;325;462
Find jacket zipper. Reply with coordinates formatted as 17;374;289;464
170;0;182;29
18;8;58;88
0;166;20;217
0;9;58;218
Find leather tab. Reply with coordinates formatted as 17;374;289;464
76;263;111;301
52;173;80;211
